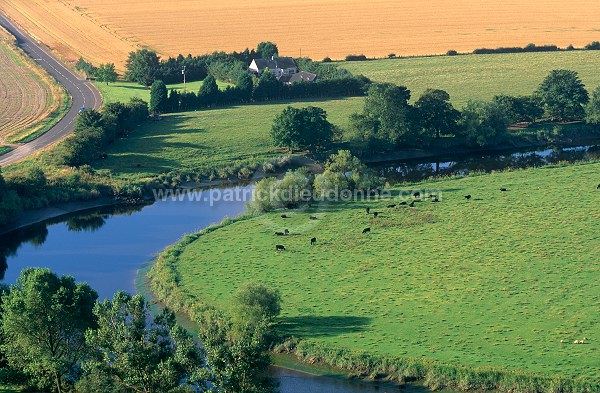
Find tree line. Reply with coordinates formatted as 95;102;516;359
269;69;600;154
0;268;282;393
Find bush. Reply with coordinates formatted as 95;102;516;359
345;54;368;61
585;41;600;50
446;49;458;56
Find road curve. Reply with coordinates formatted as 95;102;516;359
0;12;102;167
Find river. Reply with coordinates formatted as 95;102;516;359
0;143;598;392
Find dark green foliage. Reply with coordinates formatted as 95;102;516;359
536;69;589;120
271;106;334;151
125;49;161;86
75;57;97;78
414;89;460;139
350;83;416;150
493;95;544;123
197;309;277;393
585;86;600;129
459;100;510;147
236;72;254;102
446;49;458;56
345;54;368;61
0;268;98;393
253;70;282;101
314;150;383;197
295;58;352;80
473;44;559;55
81;292;205;393
95;63;118;85
58;99;148;166
231;283;282;328
256;41;279;59
198;74;219;106
584;41;600;50
149;80;168;114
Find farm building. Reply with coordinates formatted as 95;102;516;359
249;56;298;78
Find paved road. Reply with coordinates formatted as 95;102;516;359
0;12;102;166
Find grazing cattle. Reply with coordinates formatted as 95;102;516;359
399;201;407;205
275;232;285;236
310;216;318;220
597;184;600;189
465;195;472;200
362;227;371;234
409;201;415;207
285;229;290;235
373;212;379;218
500;188;508;192
413;192;421;198
276;245;286;251
366;207;371;214
432;197;440;203
311;237;317;245
387;204;397;208
281;214;289;219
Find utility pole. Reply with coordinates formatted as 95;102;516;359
182;66;187;92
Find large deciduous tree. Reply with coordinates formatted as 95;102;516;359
536;69;589;120
79;292;205;393
95;63;118;85
459;100;510;147
257;41;279;59
271;106;334;151
124;49;160;86
0;268;98;393
414;89;460;139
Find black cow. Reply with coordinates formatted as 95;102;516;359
387;204;397;208
413;191;421;198
366;207;371;214
362;227;371;234
275;232;285;236
281;214;289;219
432;197;440;203
276;245;286;251
500;188;508;192
311;237;317;245
597;184;600;189
309;216;318;220
285;229;290;235
399;201;407;206
465;195;472;200
373;212;379;218
409;201;416;207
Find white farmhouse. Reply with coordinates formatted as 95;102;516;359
249;56;298;78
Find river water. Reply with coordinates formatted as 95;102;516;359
0;143;598;392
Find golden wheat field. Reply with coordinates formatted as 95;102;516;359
2;0;600;68
0;26;63;143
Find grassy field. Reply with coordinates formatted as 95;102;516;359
0;27;67;143
94;97;363;181
95;79;233;104
4;0;600;66
342;51;600;107
156;161;600;380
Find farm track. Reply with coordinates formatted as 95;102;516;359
0;12;102;166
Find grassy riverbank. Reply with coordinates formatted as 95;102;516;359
148;161;600;390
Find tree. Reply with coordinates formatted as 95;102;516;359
231;283;282;328
585;86;600;129
75;57;97;78
493;95;544;124
124;49;160;86
149;80;168;114
414;89;460;139
536;69;589;120
257;41;278;59
271;106;334;151
198;309;277;393
314;150;382;197
0;268;98;392
80;292;205;393
199;74;219;105
236;72;254;102
350;83;415;150
253;69;281;101
459;100;510;147
95;63;118;85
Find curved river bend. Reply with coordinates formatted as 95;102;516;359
1;144;598;392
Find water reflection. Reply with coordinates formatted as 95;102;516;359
373;145;600;183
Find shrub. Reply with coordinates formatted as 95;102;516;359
345;54;368;61
446;49;458;56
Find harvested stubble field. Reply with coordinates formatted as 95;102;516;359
0;26;65;143
3;0;600;67
154;161;600;381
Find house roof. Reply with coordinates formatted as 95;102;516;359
288;71;318;83
252;57;297;70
